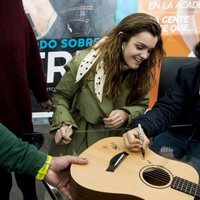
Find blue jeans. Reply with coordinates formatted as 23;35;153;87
150;130;200;176
43;0;117;39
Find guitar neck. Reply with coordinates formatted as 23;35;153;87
171;176;200;198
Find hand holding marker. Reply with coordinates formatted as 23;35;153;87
58;124;73;144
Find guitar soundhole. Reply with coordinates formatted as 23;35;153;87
140;166;173;189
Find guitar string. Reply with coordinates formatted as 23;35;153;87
143;158;171;184
142;158;198;194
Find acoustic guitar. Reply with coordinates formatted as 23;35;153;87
70;137;200;200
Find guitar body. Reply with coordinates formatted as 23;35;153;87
70;137;199;200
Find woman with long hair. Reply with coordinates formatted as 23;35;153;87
49;13;165;156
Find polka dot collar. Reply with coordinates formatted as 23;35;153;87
76;47;106;102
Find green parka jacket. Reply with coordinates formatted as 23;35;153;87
49;50;149;156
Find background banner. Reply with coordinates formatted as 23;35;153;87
22;0;200;118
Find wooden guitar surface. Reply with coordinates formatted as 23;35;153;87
70;137;199;200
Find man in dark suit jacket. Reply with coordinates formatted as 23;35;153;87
123;41;200;176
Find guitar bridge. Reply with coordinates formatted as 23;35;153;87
106;151;129;172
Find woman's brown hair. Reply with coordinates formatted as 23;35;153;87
86;13;165;103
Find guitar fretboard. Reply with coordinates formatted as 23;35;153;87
171;176;200;198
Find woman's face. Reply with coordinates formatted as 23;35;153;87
122;31;158;69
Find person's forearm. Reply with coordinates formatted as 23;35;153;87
0;123;47;175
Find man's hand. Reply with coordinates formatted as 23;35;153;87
40;100;52;112
44;156;88;200
123;127;149;151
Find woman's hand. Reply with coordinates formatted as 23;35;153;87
103;109;128;129
55;124;73;145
